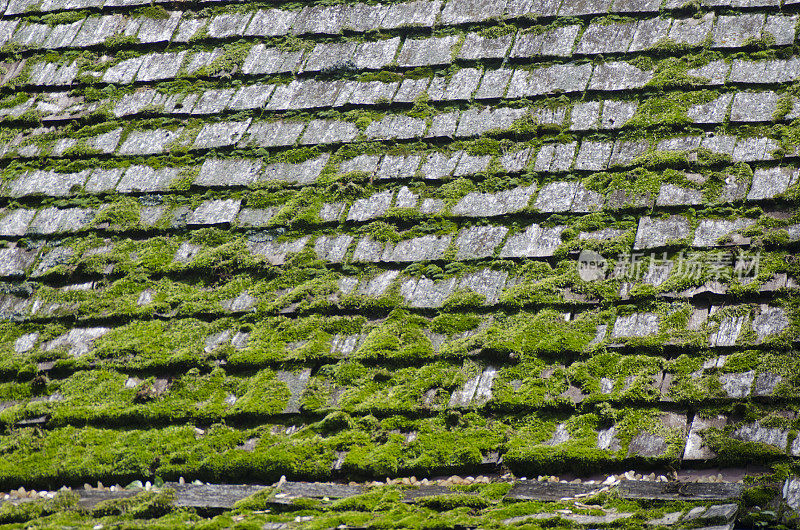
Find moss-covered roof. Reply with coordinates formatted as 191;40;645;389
0;0;799;526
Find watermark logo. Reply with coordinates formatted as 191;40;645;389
578;250;760;282
578;250;607;281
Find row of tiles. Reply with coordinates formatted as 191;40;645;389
0;406;785;477
1;0;791;34
0;352;795;425
9;44;800;97
20;302;795;354
7;58;800;131
1;10;796;67
3;128;797;192
0;230;793;314
0;165;794;245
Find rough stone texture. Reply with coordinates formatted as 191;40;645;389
459;32;514;60
657;183;705;206
499;224;565;258
347;191;394;222
732;422;788;451
197;159;262;188
709;316;746;347
507;63;593;97
751;306;789;343
612;313;659;338
748;167;799;200
451;184;536;217
396;35;460;68
455;226;508;259
383;235;452;262
186;199;241;226
634;216;691;250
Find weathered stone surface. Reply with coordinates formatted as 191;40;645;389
692;218;754;247
534;142;577;172
612;312;659;338
243;8;298;37
506;481;604;502
451;184;535;217
684;414;728;460
732;421;788;450
511;25;579;58
577;21;637;54
0;247;36;277
0;209;35;237
459;32;513;60
376;155;422;179
709;316;746;347
627;432;668;457
186;199;241;226
601;100;637;129
397;35;459;67
720;371;755;398
7;169;88;198
198;158;262;188
248;236;310;266
239;120;304;148
534;181;577;212
116;166;179;193
136;51;187;83
589;61;653;91
507;63;593;97
192;120;250;150
343;191;393;223
365;116;426;140
574;141;614;171
441;0;506;24
314;235;353;263
751;306;789;343
449;366;497;407
657;183;704;206
118;128;182;156
261;155;330;185
455;226;508;259
764;14;799;45
634;216;690;250
499;224;565;258
383;235;452;262
748;167;799;200
669;12;714;46
753;372;783;396
381;0;441;29
713;14;764;48
44;327;109;357
730;91;777;123
621;481;743;501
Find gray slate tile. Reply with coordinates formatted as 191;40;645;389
510;26;580;58
747;166;799;200
198;159;262;187
187;199;241;226
455;226;508;259
396;35;460;67
381;0;442;29
459;32;514;60
452;184;536;217
441;0;507;24
499;224;565;257
634;216;691;250
669;13;715;46
577;21;637;54
713;14;765;48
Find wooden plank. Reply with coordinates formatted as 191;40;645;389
506;481;604;501
619;481;743;501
